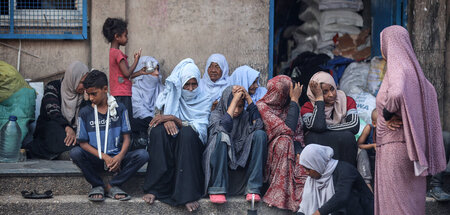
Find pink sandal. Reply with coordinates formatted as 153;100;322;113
209;194;227;204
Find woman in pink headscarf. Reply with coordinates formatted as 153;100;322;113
374;25;447;215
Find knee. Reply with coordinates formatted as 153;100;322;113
69;146;84;161
133;149;150;163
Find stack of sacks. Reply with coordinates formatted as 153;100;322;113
318;0;364;57
291;0;321;61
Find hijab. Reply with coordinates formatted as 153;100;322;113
199;53;230;102
131;56;164;119
155;58;211;144
230;65;267;103
379;25;446;176
61;61;89;126
298;144;338;215
307;71;348;125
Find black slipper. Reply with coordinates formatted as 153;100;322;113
21;190;53;199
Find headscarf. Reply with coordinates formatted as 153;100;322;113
230;65;268;103
61;61;89;126
307;71;348;125
131;56;164;119
379;25;446;176
298;144;339;215
155;58;211;144
199;53;230;102
257;75;304;144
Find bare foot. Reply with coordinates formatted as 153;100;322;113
143;194;156;204
90;194;103;200
185;201;200;212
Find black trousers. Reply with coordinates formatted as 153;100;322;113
143;124;205;206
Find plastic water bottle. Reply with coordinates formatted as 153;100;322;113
0;116;22;163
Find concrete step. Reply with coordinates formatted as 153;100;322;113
1;195;449;215
0;195;292;215
1;159;449;214
0;159;146;195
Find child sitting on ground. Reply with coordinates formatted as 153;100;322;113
70;70;149;202
357;108;377;191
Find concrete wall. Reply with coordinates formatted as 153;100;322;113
1;0;270;85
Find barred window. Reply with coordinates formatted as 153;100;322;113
0;0;87;39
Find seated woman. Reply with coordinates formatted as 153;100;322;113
199;53;230;110
256;75;307;212
29;61;89;159
130;56;163;149
301;72;359;166
230;65;268;104
142;58;211;212
204;85;266;204
298;144;374;215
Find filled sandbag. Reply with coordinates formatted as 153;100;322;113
339;62;370;95
320;10;363;27
367;57;386;96
319;0;364;11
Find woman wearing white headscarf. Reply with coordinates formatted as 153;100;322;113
298;144;373;215
142;58;211;212
199;53;230;110
130;56;164;149
29;61;89;159
230;65;267;104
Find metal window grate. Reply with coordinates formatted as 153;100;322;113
0;0;87;39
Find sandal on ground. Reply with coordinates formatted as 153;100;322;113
88;186;105;202
246;193;261;202
106;186;131;201
209;194;227;204
21;190;53;199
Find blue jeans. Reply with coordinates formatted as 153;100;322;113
70;146;148;187
208;130;267;195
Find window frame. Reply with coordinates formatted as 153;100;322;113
0;0;88;40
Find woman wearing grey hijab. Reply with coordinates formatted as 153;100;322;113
29;61;89;159
203;85;267;204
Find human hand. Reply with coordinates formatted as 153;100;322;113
211;100;218;111
386;115;403;131
134;48;142;61
64;126;77;146
309;81;323;98
102;154;113;170
290;82;303;103
164;121;179;136
108;154;123;172
149;115;171;127
313;210;321;215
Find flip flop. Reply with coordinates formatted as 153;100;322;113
88;186;105;202
106;186;131;201
21;190;53;199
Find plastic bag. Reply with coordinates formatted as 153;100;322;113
351;92;376;125
298;6;321;22
339;62;370;95
0;61;32;103
0;88;36;144
319;0;364;11
320;10;363;27
298;20;320;36
367;57;386;96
